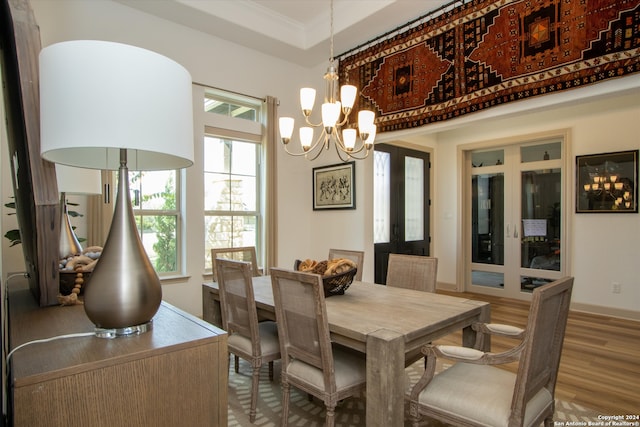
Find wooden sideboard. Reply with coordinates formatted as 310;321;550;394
8;286;228;427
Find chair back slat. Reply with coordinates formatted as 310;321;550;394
510;276;573;422
328;249;365;281
386;254;438;292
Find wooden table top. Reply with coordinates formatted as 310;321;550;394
205;276;489;353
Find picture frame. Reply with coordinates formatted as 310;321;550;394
313;162;356;210
576;150;638;213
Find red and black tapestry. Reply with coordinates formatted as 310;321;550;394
339;0;640;133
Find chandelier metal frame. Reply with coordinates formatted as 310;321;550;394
278;0;376;162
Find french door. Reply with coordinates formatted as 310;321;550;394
373;144;431;284
466;140;567;298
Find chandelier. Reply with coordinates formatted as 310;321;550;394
278;0;376;162
583;168;633;210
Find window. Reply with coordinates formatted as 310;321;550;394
204;92;258;121
202;89;264;271
204;137;259;260
130;170;183;276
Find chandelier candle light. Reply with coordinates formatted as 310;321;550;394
584;170;633;209
279;0;376;161
40;40;194;337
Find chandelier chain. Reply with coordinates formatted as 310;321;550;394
329;0;334;63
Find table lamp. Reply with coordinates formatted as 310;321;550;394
40;40;194;337
56;164;102;259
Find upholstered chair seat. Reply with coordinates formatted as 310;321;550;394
413;362;553;426
227;321;280;357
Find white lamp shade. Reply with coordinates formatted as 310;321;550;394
279;117;295;139
358;110;375;131
364;124;377;147
55;164;102;195
342;128;356;149
322;102;341;128
40;40;194;171
340;85;357;109
299;127;314;148
300;88;316;112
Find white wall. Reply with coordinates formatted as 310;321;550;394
403;88;640;317
2;0;638;320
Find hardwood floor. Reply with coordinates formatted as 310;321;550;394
435;291;640;416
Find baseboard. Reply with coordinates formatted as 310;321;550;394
436;282;640;322
436;282;459;292
569;302;640;322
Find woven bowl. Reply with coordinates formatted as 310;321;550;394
294;260;357;297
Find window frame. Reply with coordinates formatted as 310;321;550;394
201;88;266;274
129;169;185;277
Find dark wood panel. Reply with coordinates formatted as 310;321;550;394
1;0;59;306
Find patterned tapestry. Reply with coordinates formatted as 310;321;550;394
339;0;640;133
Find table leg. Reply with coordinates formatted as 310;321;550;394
366;329;405;427
464;304;491;351
202;287;223;328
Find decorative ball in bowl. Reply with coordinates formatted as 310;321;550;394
295;258;358;297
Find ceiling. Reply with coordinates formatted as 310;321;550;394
116;0;451;67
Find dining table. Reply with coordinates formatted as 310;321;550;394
202;276;490;427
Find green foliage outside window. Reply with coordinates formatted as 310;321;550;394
131;171;179;274
152;181;177;272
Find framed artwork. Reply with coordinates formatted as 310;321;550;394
312;162;356;210
576;150;638;213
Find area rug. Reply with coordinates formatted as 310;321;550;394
339;0;640;132
227;359;601;426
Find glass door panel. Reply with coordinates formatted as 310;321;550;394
520;166;562;292
405;156;424;241
471;270;504;288
470;148;506;290
374;151;391;244
467;141;565;297
472;172;504;266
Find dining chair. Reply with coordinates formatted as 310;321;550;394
385;253;438;291
270;268;367;427
212;246;261;281
328;248;364;281
215;258;280;423
408;276;574;427
212;247;262;375
386;253;438;366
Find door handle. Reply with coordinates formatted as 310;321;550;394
505;224;519;238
